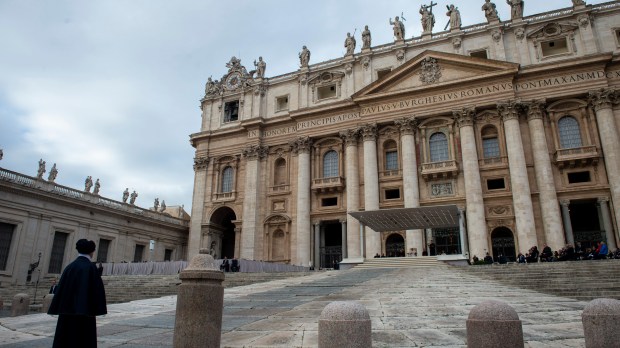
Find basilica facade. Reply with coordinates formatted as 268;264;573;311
189;1;620;268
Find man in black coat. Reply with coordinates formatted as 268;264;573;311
48;239;107;348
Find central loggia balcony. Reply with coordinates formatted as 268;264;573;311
421;160;459;181
312;176;345;193
554;145;599;170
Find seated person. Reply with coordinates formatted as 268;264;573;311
517;253;526;264
483;253;493;264
231;258;239;272
540;244;552;262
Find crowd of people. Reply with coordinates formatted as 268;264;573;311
472;241;620;264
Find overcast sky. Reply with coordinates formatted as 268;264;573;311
0;0;610;212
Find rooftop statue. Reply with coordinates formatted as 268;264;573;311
84;176;93;192
154;197;160;211
122;188;129;203
420;4;436;33
130;190;138;205
506;0;524;20
482;0;500;22
361;25;371;49
48;163;58;182
93;179;101;195
344;32;356;56
446;5;461;30
299;45;311;67
253;57;266;78
37;159;46;179
389;16;405;41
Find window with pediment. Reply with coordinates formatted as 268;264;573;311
429;132;449;162
274;158;287;186
481;125;500;159
558;116;583;149
221;167;233;193
384;140;399;171
323;151;339;178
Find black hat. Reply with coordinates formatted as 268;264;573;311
76;239;96;254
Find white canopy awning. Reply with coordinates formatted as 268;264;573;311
348;205;460;232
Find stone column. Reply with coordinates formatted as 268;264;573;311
189;156;210;258
459;208;468;256
314;222;321;270
454;107;487;260
598;197;616;250
340;220;348;259
360;123;380;257
339;128;362;262
498;101;538;251
240;145;267;260
525;101;565;250
395;117;423;256
560;200;575;245
291;136;312;266
589;89;620;232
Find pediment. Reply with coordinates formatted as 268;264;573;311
352;50;519;101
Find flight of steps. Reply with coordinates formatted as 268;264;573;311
354;256;440;269
461;259;620;301
0;272;315;307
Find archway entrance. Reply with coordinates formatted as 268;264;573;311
385;233;405;257
491;227;516;262
209;207;236;259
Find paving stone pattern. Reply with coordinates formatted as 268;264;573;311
0;265;590;347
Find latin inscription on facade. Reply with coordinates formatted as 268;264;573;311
248;70;620;139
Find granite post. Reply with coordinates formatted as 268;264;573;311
11;293;30;317
41;294;54;313
173;249;225;348
318;301;371;348
582;298;620;347
466;300;523;348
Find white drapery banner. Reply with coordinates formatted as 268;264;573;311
100;260;309;276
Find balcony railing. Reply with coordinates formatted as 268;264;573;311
421;160;459;181
478;156;508;167
554;145;599;169
312;176;345;193
214;191;235;201
379;169;402;178
269;184;290;194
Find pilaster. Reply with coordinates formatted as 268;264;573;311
189;155;210;258
240;145;268;260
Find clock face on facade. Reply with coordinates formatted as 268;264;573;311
225;72;242;90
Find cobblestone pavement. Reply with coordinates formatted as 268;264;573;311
0;266;588;347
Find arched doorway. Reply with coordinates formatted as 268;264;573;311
491;227;516;262
209;207;236;259
385;233;405;257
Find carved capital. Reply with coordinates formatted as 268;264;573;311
497;101;522;122
559;199;571;207
242;144;269;160
359;123;378;141
339;128;360;146
453;107;476;128
193;156;210;170
394;117;417;135
588;88;619;112
523;99;546;121
289;136;312;154
597;197;610;204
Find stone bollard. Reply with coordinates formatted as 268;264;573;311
173;249;225;348
11;293;30;317
582;298;620;347
318;301;371;348
41;294;54;313
466;300;523;348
